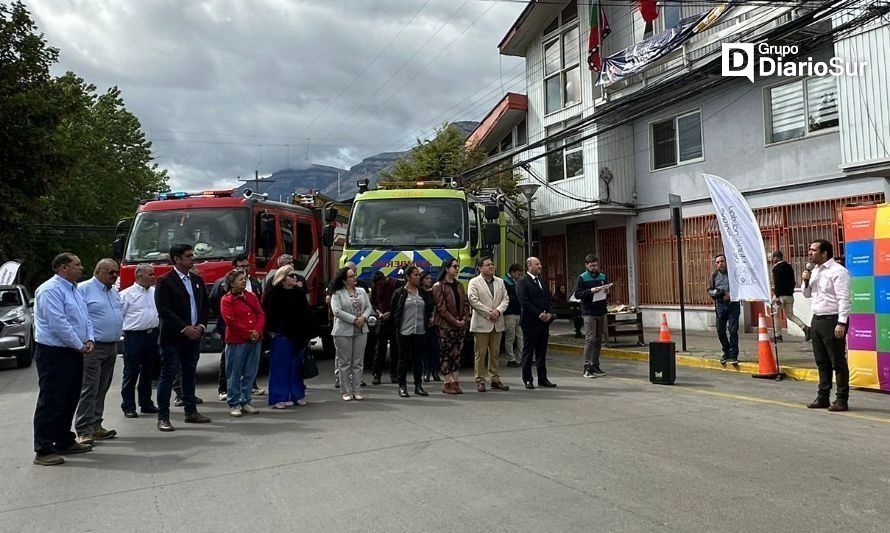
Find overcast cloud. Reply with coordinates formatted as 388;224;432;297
29;0;526;190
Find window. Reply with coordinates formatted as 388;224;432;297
650;110;703;170
766;77;838;144
280;217;294;256
499;131;513;153
125;208;249;262
546;119;584;182
516;118;527;147
295;221;313;270
543;1;581;115
662;1;682;30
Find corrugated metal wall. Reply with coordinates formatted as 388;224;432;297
834;9;890;167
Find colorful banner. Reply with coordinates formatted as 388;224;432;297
843;204;890;391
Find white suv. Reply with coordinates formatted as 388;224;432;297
0;285;34;368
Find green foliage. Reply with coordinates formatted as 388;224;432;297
380;122;519;197
0;2;168;286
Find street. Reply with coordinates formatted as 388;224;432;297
1;350;889;532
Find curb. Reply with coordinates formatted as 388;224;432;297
549;343;819;382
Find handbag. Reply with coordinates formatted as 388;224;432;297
301;351;320;379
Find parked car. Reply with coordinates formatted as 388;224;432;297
0;285;34;368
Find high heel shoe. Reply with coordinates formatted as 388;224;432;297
398;387;410;398
414;384;429;396
432;371;441;382
422;371;431;383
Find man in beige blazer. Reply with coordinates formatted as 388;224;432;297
468;257;511;392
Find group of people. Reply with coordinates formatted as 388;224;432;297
709;239;852;411
30;247;316;466
328;253;599;400
30;236;852;468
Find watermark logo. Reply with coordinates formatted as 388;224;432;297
722;42;867;82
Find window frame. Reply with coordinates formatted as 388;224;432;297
546;118;585;183
542;2;582;116
763;76;840;146
648;109;704;172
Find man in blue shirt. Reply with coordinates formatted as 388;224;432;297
75;259;124;444
574;254;610;378
32;253;95;466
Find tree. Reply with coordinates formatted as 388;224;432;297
380;122;519;199
0;2;169;285
0;1;78;262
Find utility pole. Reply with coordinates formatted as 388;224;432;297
238;170;276;194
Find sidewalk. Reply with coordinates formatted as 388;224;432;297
547;318;818;381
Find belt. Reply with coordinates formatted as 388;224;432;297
813;314;839;320
124;328;158;334
94;341;118;345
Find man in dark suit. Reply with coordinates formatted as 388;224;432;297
154;244;211;431
515;256;556;389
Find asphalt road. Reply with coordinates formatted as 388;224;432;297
1;350;889;532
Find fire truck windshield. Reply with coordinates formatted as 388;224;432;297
348;198;466;248
124;208;250;262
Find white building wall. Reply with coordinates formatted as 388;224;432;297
833;11;890;169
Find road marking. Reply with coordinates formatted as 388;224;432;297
604;374;890;425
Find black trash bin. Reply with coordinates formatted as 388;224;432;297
649;341;676;385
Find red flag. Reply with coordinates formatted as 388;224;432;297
638;0;659;22
587;1;611;72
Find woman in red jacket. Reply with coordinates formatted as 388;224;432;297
220;270;266;417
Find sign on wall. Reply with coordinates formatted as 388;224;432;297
843;204;890;391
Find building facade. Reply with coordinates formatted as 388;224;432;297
469;0;890;335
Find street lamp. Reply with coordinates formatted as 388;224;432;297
518;183;540;258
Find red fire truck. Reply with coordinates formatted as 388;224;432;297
112;188;347;355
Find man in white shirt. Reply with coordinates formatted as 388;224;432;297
801;239;851;412
119;264;160;418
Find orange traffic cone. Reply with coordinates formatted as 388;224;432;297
658;313;671;342
752;313;782;379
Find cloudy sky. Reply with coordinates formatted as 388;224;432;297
30;0;526;190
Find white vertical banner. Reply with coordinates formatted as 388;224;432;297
0;261;22;285
703;174;771;302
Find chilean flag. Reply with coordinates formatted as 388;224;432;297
587;1;611;72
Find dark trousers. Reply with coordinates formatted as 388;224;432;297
811;315;850;400
157;341;201;419
520;326;549;384
423;326;439;374
373;319;398;378
33;344;83;454
715;301;740;358
121;330;158;412
397;333;425;387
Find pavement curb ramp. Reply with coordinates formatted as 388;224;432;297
549;343;820;382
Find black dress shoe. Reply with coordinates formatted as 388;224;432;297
422;372;431;383
372;375;381;385
539;380;557;388
184;412;211;423
414;385;429;396
140;405;159;414
123;411;138;418
398;387;410;398
524;382;535;390
432;372;442;382
807;398;830;409
157;419;174;432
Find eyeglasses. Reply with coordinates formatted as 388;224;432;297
106;270;119;276
450;264;459;269
346;273;356;278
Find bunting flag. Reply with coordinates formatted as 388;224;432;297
587;1;611;72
